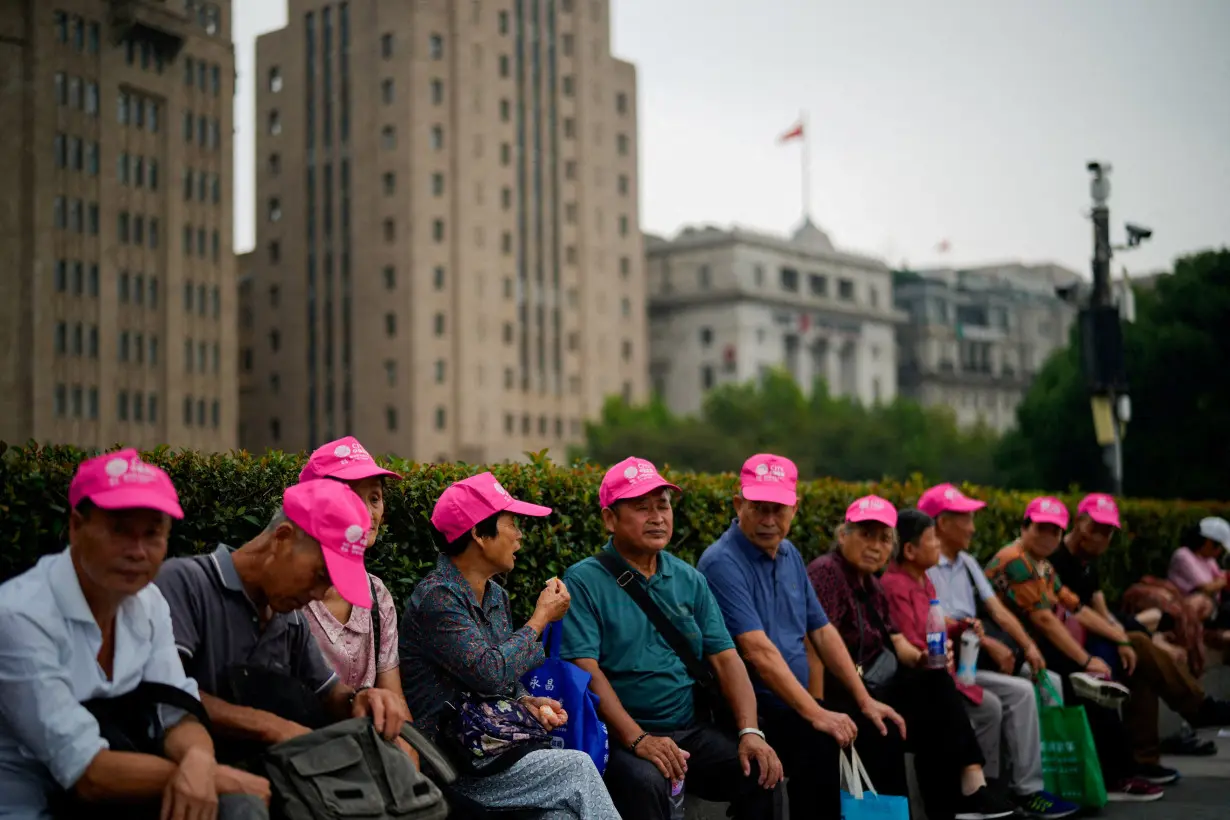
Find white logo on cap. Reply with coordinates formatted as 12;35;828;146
105;458;129;478
334;444;352;458
944;488;958;500
1097;497;1113;509
755;463;769;476
1039;500;1058;513
493;481;510;498
858;498;884;511
344;524;365;543
623;466;638;480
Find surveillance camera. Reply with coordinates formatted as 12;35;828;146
1125;223;1152;241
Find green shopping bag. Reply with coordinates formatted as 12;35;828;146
1036;676;1108;808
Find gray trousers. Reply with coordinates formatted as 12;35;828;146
965;670;1047;796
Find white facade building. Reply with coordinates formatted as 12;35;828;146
646;221;903;416
895;262;1082;432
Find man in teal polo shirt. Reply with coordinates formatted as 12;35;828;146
561;457;783;820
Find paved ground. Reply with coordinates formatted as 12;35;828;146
1104;727;1228;819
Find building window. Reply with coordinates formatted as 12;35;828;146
499;98;511;121
383;266;396;289
269;329;280;352
268;198;282;222
780;267;799;292
431;78;444;105
385;406;398;431
435;359;446;384
381;126;396;149
617;133;629;155
429;34;444;59
809;274;827;297
384;360;397;387
381;33;393;58
385;313;396;337
435;406;447;430
500;142;512;166
430;173;445;196
562;76;575;97
838;279;855;301
502;323;514;344
563;118;576;139
381;78;394;104
268;110;281;135
117;390;129;422
619;215;629;237
433;266;445;289
268;66;282;92
432;219;445;242
434;313;445;336
702;366;715;389
431;125;444;150
270;417;281;441
383;219;395;242
499;54;510;77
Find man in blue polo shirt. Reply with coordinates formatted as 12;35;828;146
560;457;783;820
698;454;906;819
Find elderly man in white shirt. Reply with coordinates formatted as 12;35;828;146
0;449;269;819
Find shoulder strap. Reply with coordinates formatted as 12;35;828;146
85;681;214;733
594;551;716;688
368;573;381;666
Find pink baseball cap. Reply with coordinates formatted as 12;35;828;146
69;449;184;519
1078;493;1121;529
1025;496;1070;530
739;454;799;506
918;483;986;518
846;495;898;528
298;436;401;484
431;472;552;543
283;479;374;608
598;457;682;509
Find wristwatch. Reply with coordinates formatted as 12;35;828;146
738;728;766;741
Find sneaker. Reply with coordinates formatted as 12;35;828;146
1106;777;1165;802
1015;790;1081;818
1191;697;1230;728
1069;672;1130;707
1134;763;1180;785
954;786;1020;819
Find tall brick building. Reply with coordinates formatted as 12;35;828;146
240;0;646;463
0;0;237;452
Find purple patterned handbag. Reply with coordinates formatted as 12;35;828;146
441;694;551;777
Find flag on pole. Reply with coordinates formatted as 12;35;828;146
935;239;952;254
778;121;804;143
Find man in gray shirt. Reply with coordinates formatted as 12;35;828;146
155;479;410;762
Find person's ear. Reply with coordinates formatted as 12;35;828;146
601;506;617;535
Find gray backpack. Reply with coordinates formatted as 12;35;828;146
263;717;452;820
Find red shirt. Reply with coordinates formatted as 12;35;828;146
880;563;983;705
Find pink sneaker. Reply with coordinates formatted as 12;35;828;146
1106;777;1164;802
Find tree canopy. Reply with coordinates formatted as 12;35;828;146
996;248;1230;500
575;370;1003;485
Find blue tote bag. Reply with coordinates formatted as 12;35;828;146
840;746;909;820
520;623;610;774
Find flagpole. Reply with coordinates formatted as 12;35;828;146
800;109;811;222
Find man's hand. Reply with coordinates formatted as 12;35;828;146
859;698;907;740
160;746;218;820
983;637;1017;675
1118;644;1138;676
810;707;857;747
1023;642;1047;675
737;734;783;789
353;688;411;740
520;696;568;730
963;618;985;639
214;765;271;805
633;735;689;781
1086;656;1113;679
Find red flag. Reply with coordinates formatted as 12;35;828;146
778;122;804;143
935;239;951;254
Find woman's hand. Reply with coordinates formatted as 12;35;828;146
521;695;568;729
533;578;571;624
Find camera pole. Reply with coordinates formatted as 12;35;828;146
1085;163;1123;496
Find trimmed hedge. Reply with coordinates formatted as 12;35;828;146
3;442;1228;620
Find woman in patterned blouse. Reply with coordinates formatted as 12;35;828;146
298;437;407;709
399;473;620;818
807;496;1017;820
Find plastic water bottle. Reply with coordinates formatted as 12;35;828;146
956;629;981;684
669;777;686;819
925;599;948;669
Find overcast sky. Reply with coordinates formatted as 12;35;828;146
232;0;1230;276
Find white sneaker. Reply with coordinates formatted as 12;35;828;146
1070;672;1130;707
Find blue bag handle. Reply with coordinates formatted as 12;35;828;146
543;622;563;659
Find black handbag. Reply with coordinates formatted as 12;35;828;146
854;590;899;698
52;682;215;819
595;551;733;730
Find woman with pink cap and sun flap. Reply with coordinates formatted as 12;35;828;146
398;472;620;818
298;437;407;710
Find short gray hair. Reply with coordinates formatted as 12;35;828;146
264;506;289;532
